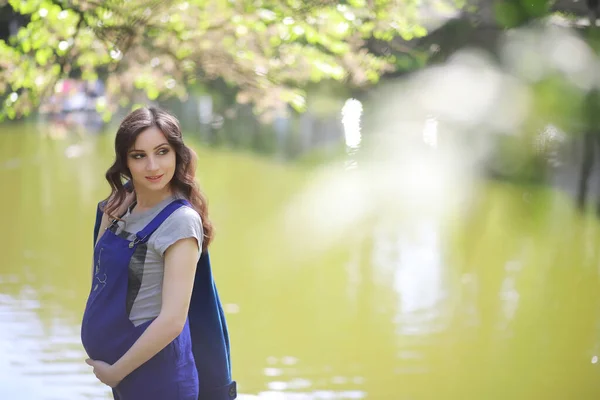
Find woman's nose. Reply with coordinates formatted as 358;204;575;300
145;156;158;171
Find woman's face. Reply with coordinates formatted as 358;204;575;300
126;126;176;194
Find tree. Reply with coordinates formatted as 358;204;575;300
0;0;439;121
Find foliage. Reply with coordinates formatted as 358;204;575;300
0;0;438;121
493;0;552;28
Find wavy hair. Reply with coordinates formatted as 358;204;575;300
102;106;213;250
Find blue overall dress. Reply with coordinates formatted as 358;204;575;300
81;198;236;399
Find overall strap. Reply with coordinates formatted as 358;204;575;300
133;199;192;244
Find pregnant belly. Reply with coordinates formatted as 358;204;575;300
81;313;140;363
81;327;131;363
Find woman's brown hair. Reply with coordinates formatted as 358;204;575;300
102;106;213;250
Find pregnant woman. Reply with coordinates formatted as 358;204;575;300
81;107;236;399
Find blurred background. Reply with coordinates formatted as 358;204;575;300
2;0;600;399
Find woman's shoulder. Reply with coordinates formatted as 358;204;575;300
156;202;203;234
167;203;202;224
151;202;203;255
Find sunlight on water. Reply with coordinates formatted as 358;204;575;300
342;98;363;171
271;22;600;399
392;220;446;335
341;98;362;150
421;117;438;148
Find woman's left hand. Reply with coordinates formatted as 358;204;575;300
86;358;123;388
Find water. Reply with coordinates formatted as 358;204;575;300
1;121;600;399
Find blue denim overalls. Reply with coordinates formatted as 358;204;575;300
81;199;200;399
85;195;236;399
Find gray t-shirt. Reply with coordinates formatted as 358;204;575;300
108;195;203;326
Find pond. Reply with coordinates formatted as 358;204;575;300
1;117;599;399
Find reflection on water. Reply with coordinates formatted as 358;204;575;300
2;122;600;399
390;220;446;336
0;292;111;399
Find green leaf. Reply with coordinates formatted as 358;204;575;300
494;0;524;28
35;48;52;66
21;39;31;53
146;86;159;100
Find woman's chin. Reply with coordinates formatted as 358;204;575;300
135;180;171;193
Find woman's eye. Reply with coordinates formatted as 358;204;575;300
158;148;169;155
131;154;144;159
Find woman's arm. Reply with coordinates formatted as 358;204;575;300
107;237;199;384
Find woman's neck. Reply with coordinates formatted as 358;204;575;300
133;187;173;213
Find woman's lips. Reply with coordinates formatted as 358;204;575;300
145;174;164;183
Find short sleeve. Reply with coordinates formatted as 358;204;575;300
151;206;203;261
